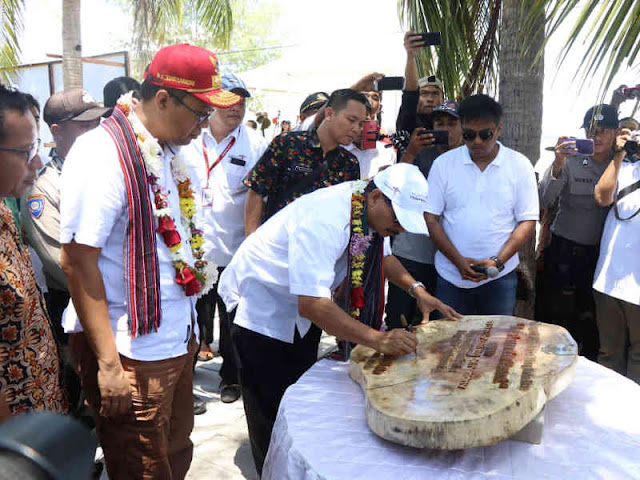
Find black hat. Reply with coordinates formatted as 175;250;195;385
581;104;619;129
300;92;329;115
432;100;459;119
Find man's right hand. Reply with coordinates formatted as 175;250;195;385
97;363;132;417
403;128;434;162
552;136;577;178
614;128;632;154
404;32;425;56
376;329;418;356
455;257;486;282
351;72;385;93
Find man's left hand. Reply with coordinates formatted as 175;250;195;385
415;289;462;322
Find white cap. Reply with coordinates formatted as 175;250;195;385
373;163;429;235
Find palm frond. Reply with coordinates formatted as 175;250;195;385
195;0;233;49
546;0;640;96
132;0;183;66
0;0;25;83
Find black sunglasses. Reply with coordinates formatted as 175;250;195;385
462;128;494;142
167;91;213;124
0;139;41;164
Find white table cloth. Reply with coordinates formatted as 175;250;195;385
263;357;640;479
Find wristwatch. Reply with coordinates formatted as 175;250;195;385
490;256;505;272
407;281;426;298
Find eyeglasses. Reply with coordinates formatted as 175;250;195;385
168;91;213;124
462;128;494;142
0;138;41;164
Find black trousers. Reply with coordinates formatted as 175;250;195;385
536;234;600;361
45;288;84;413
385;256;437;329
44;287;70;345
231;314;322;476
195;266;238;384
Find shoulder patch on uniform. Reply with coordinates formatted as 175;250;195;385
26;194;45;219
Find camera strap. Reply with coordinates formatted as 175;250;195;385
614;178;640;221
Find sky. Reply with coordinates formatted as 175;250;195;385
19;0;640;162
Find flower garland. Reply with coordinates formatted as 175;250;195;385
117;93;216;297
348;180;372;321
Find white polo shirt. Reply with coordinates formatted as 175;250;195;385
593;159;640;306
183;125;268;267
59;122;197;361
218;181;391;344
425;142;539;288
345;142;397;180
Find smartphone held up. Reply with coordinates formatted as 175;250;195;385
374;77;405;91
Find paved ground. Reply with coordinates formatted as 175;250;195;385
187;332;337;479
188;353;257;480
95;323;336;480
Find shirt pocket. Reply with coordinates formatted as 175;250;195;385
568;175;597;210
569;176;595;196
223;163;249;192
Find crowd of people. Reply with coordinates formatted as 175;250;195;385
0;32;639;479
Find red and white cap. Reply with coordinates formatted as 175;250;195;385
144;44;241;109
373;163;430;235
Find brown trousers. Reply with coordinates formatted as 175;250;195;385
70;333;197;480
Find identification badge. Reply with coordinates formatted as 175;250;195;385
230;157;246;166
201;187;214;207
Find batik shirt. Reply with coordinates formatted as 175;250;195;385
244;128;360;219
0;203;65;414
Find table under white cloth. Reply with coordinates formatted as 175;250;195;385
263;357;640;479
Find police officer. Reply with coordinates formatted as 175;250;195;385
537;104;619;360
22;89;108;340
21;89;107;411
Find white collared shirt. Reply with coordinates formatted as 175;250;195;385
345;142;397;180
59;122;197;361
183;125;268;266
218;181;391;344
425;142;539;288
593;160;640;306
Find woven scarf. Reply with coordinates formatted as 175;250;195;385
359;234;385;330
102;106;161;337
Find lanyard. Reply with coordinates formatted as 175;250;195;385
203;136;236;187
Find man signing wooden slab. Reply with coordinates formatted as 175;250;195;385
218;163;461;475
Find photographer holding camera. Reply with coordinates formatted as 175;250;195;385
537;104;619;361
593;126;640;384
386;100;462;328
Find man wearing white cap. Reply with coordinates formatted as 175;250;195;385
218;163;461;475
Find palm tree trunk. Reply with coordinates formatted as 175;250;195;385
62;0;82;89
498;0;544;319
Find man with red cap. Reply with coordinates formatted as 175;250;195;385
60;44;240;479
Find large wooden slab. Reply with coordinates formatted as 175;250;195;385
349;316;577;449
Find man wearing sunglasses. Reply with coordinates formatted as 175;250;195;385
425;94;539;316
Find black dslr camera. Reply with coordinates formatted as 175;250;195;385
624;130;640;156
